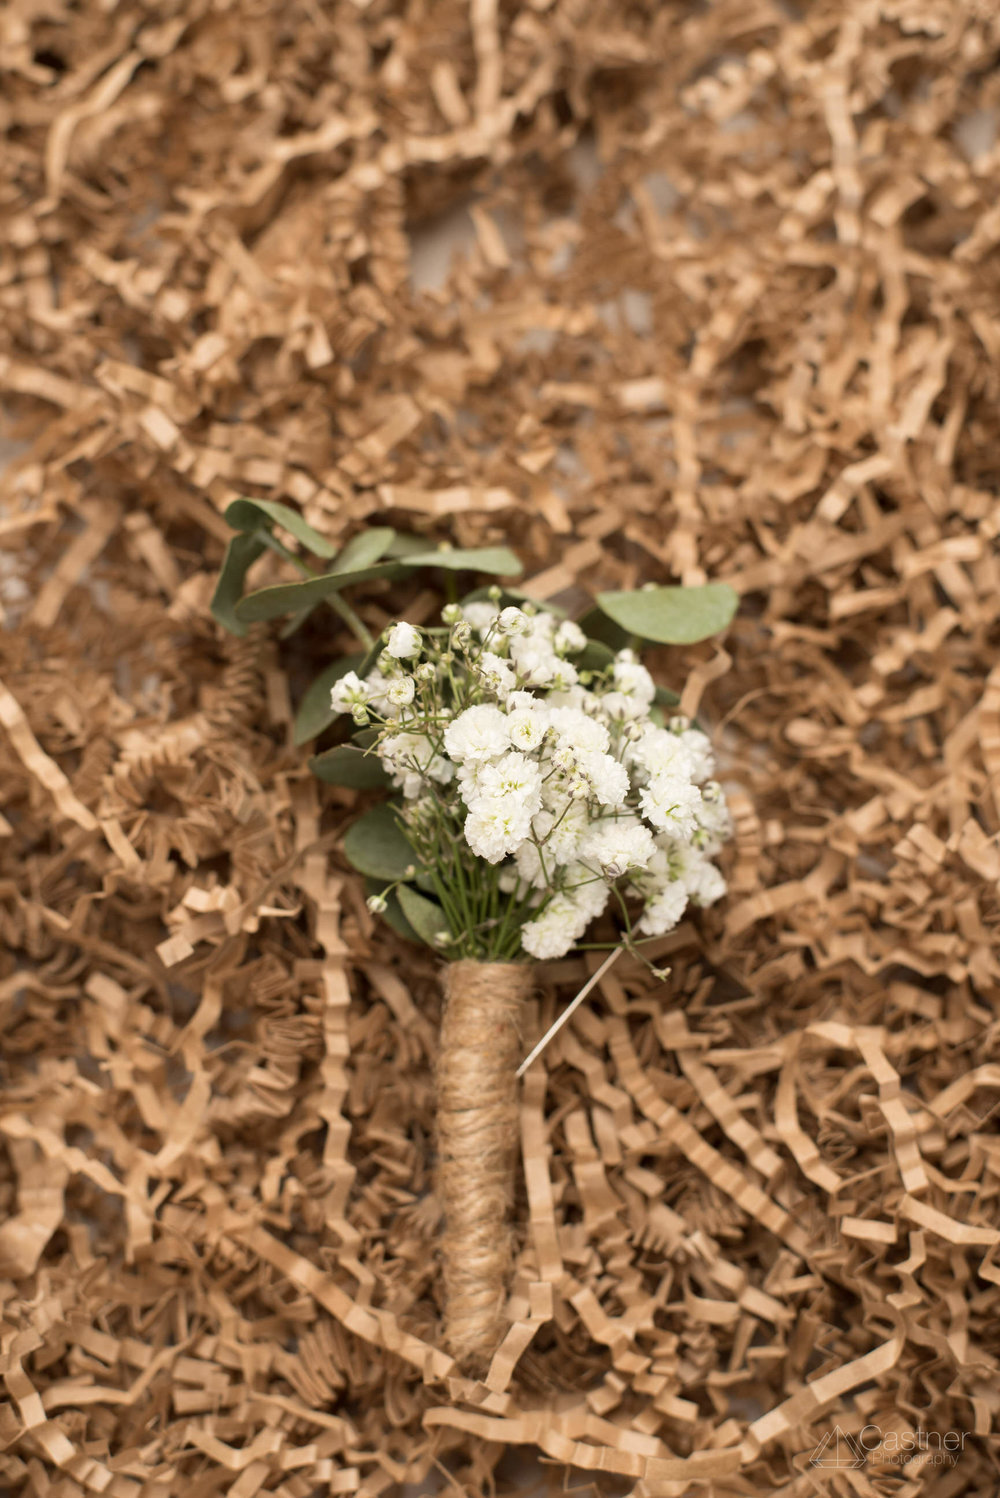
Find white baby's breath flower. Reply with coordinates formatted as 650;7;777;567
464;795;534;863
678;727;715;782
549;659;580;693
547;707;610;755
386;622;421;659
475;650;516;698
576;750;630;808
386;676;415;707
692;783;732;853
497;605;530;636
629;725;696;782
612;657;656;704
518;894;583;960
444;704;510;762
471;751;542;814
598;690;648;722
508;638;558;687
636;880;689;937
554;619;587;655
579;817;656;879
638;775;702;837
461;601;500;634
359;607;730;965
329;670;369;715
506;705;548;751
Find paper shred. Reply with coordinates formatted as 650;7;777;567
3;2;1000;1492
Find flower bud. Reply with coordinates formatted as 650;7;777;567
441;602;462;625
366;893;387;913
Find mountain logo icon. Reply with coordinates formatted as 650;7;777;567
809;1427;867;1469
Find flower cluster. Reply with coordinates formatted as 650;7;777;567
330;600;730;962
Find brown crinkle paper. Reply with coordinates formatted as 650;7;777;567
2;1;1000;1493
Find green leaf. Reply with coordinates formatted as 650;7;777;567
309;745;390;788
223;498;336;557
575;638;616;671
384;532;430;559
397;884;451;949
365;879;419;942
331;527;397;573
575;605;630;653
342;803;416;881
595;583;738;644
235;560;405;623
211;531;268;636
293;655;364;746
655;684;681;709
405;546;522;576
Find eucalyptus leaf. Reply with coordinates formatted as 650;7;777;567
595;583;738;644
575;605;631;653
293;655;364;745
211;531;268;636
342;803;416;881
331;526;396;573
308;745;390;788
575;638;615;671
223;498;336;557
405;546;522;576
234;560;406;623
384;532;432;559
365;879;419;942
397;884;451;949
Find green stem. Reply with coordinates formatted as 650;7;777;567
259;531;375;651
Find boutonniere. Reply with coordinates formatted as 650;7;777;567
214;505;736;1366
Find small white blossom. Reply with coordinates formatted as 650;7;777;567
554;619;587;655
475;650;516;698
638;775;703;838
497;605;530;636
461;601;500;634
444;704;511;762
509;638;559;687
579;817;656;879
470;751;543;815
576;750;630;808
519;894;586;960
386;676;415;707
464;795;535;863
330;670;370;715
678;727;715;782
506;706;548;751
612;657;656;704
636;880;689;937
386;622;422;659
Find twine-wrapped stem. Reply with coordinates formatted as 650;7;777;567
437;959;532;1367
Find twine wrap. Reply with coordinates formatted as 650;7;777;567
437;959;532;1367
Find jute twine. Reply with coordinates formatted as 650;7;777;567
437;959;533;1367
